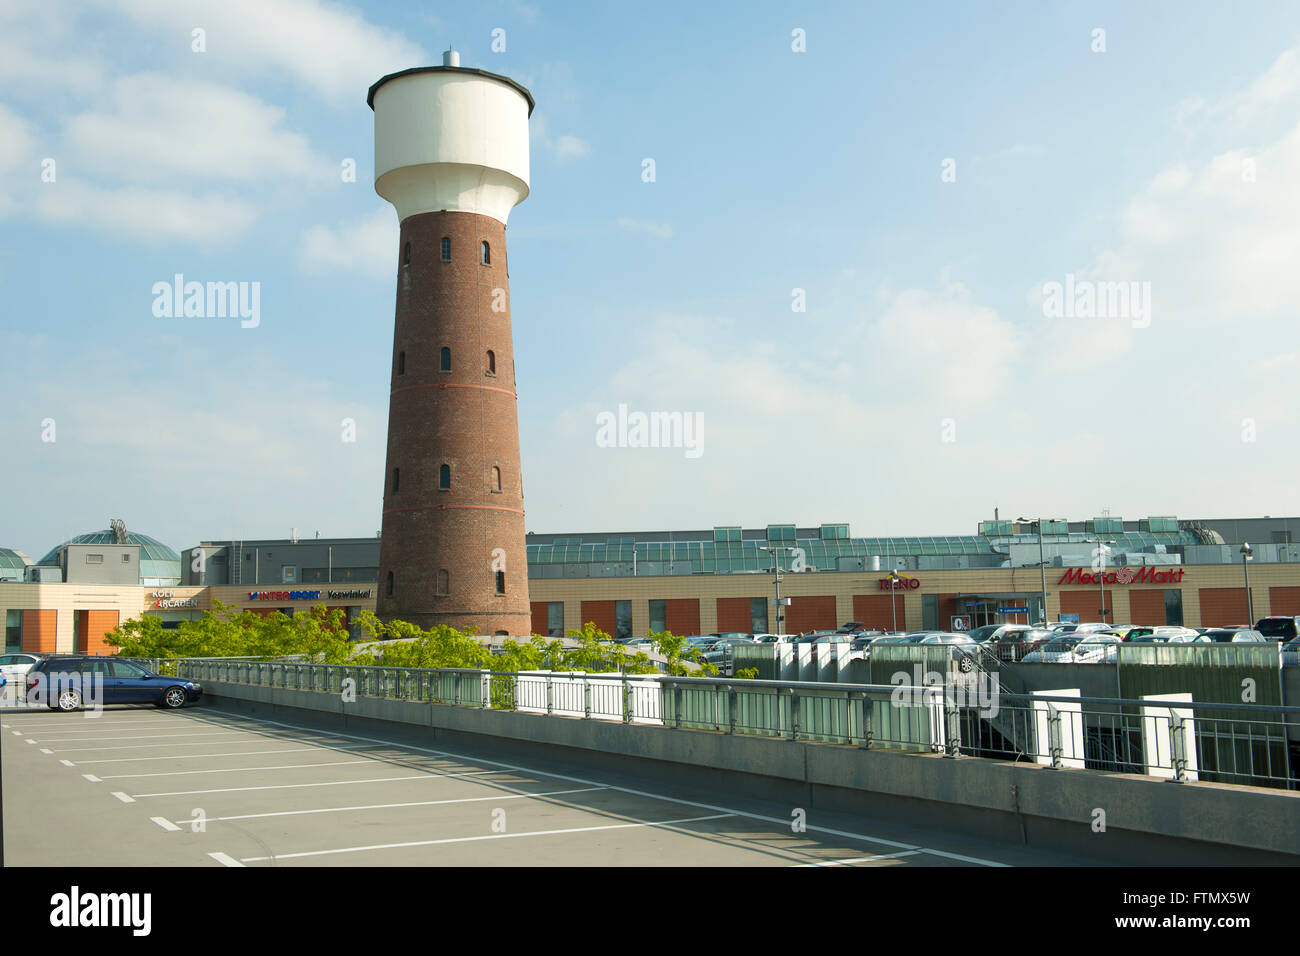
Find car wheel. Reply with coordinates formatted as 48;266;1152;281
957;655;975;673
57;688;83;712
161;686;188;709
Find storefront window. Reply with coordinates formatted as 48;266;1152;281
749;597;768;634
5;609;20;651
615;600;632;639
648;599;666;634
1164;590;1184;626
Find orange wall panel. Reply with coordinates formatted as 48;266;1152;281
786;595;836;634
715;597;753;633
1058;590;1114;622
664;598;700;636
22;609;57;653
853;594;901;630
1128;590;1166;625
1198;587;1250;626
83;610;121;656
579;600;617;638
1268;587;1300;616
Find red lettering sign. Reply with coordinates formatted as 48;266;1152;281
1056;567;1184;586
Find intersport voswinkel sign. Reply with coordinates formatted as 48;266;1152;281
1056;567;1186;586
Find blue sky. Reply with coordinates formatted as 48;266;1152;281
3;0;1300;560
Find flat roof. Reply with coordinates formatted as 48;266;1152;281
367;66;535;115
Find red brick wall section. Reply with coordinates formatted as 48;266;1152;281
1058;590;1115;623
853;594;901;630
580;601;617;638
786;595;836;634
1128;590;1166;626
664;598;700;636
530;602;549;636
1199;588;1250;626
376;211;531;636
1269;587;1300;616
715;598;753;633
22;609;57;653
937;594;961;629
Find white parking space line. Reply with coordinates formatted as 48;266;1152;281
209;787;610;823
75;745;366;764
209;852;245;867
81;774;101;783
112;792;135;803
25;738;36;744
98;759;371;779
793;851;921;866
39;748;51;753
25;731;258;743
202;710;1011;867
130;767;511;798
240;813;736;862
151;817;181;832
10;730;20;735
46;736;349;753
59;759;75;767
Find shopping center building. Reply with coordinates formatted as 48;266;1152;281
3;515;1297;653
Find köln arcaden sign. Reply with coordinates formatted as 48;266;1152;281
1057;567;1186;586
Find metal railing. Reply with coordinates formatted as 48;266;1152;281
168;658;1300;789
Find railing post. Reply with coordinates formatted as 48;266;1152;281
545;674;553;715
1047;704;1063;768
622;678;632;724
673;684;683;729
454;672;462;707
482;671;491;709
728;685;737;735
790;687;800;741
583;676;592;719
860;693;873;750
945;701;962;758
1170;713;1188;783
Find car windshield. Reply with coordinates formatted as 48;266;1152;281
1256;619;1296;637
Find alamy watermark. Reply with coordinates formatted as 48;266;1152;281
1041;273;1150;328
152;274;260;328
595;404;703;459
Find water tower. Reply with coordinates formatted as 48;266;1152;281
369;50;534;636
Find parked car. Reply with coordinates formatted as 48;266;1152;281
967;625;1002;644
1021;635;1086;663
917;632;982;671
1104;626;1156;642
701;636;759;665
1125;633;1171;644
0;652;47;701
1070;635;1121;663
1163;628;1213;644
1283;637;1300;667
991;627;1054;662
26;657;202;711
1255;616;1300;643
1201;628;1267;644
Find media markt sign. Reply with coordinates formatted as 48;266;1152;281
1056;567;1186;586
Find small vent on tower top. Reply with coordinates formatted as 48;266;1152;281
443;49;460;67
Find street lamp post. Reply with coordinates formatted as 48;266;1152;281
889;569;900;632
1240;543;1254;624
1018;516;1061;626
759;546;793;635
1085;537;1117;623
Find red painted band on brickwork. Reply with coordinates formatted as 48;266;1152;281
391;383;518;398
383;504;525;515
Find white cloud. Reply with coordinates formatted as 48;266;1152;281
552;135;591;160
616;217;673;240
299;207;398;279
32;180;258;242
107;0;428;106
64;74;328;185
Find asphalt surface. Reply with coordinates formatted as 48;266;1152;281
2;701;1099;867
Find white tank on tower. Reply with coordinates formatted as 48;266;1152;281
367;49;534;225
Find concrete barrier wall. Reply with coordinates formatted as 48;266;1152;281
199;680;1300;865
